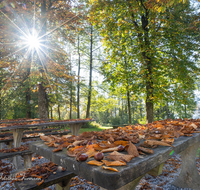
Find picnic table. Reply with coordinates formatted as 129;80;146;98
0;119;94;169
29;132;200;190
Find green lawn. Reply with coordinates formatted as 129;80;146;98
79;124;113;134
64;123;113;134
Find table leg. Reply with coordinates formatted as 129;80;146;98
6;141;13;149
172;141;200;190
22;153;32;169
0;142;5;150
148;163;164;177
55;178;72;190
69;123;82;136
100;174;145;190
12;129;24;169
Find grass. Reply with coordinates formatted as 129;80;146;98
64;123;113;134
79;123;113;134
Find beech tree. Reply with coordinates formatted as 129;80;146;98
89;0;200;123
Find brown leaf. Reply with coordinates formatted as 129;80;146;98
106;151;134;162
37;179;44;186
40;135;52;142
137;146;154;154
127;142;139;157
102;166;119;172
101;147;118;153
87;160;104;166
102;160;126;166
144;140;172;147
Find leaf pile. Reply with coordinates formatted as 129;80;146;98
0;145;29;153
14;161;64;186
0;118;92;128
39;118;200;172
0;160;13;183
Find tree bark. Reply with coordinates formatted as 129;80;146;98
38;0;48;119
58;104;61;120
141;11;154;124
50;106;53;119
25;61;31;119
86;26;93;118
77;33;80;118
127;90;131;124
38;83;48;118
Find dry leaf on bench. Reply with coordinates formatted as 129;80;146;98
144;140;172;147
102;166;119;172
87;160;104;166
40;135;52;142
101;147;119;153
127;142;139;157
137;146;154;154
102;160;126;166
106;151;134;162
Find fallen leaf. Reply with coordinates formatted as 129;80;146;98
102;166;119;172
102;160;126;166
101;147;119;153
127;142;139;157
106;151;134;162
87;160;104;166
144;140;172;147
37;179;44;186
137;146;154;154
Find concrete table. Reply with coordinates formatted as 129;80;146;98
29;132;200;190
0;119;94;169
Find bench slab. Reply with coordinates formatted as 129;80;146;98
14;166;75;190
29;133;200;190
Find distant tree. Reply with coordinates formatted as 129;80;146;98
89;0;200;123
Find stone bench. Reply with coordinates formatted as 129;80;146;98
0;150;33;169
0;130;71;149
0;127;65;137
14;165;75;190
29;133;200;190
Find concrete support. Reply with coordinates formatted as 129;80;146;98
100;174;145;190
55;178;72;190
172;141;200;190
12;128;24;169
22;153;32;169
148;163;164;177
6;141;13;149
69;123;82;136
0;142;5;150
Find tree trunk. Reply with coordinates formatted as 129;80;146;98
38;83;48;118
25;62;31;119
38;0;48;119
58;105;61;120
51;107;53;119
70;54;72;119
141;12;154;124
0;92;1;120
121;98;123;123
77;33;80;118
127;91;131;124
86;26;93;118
185;104;187;118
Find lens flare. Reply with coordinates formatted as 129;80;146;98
26;34;40;49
